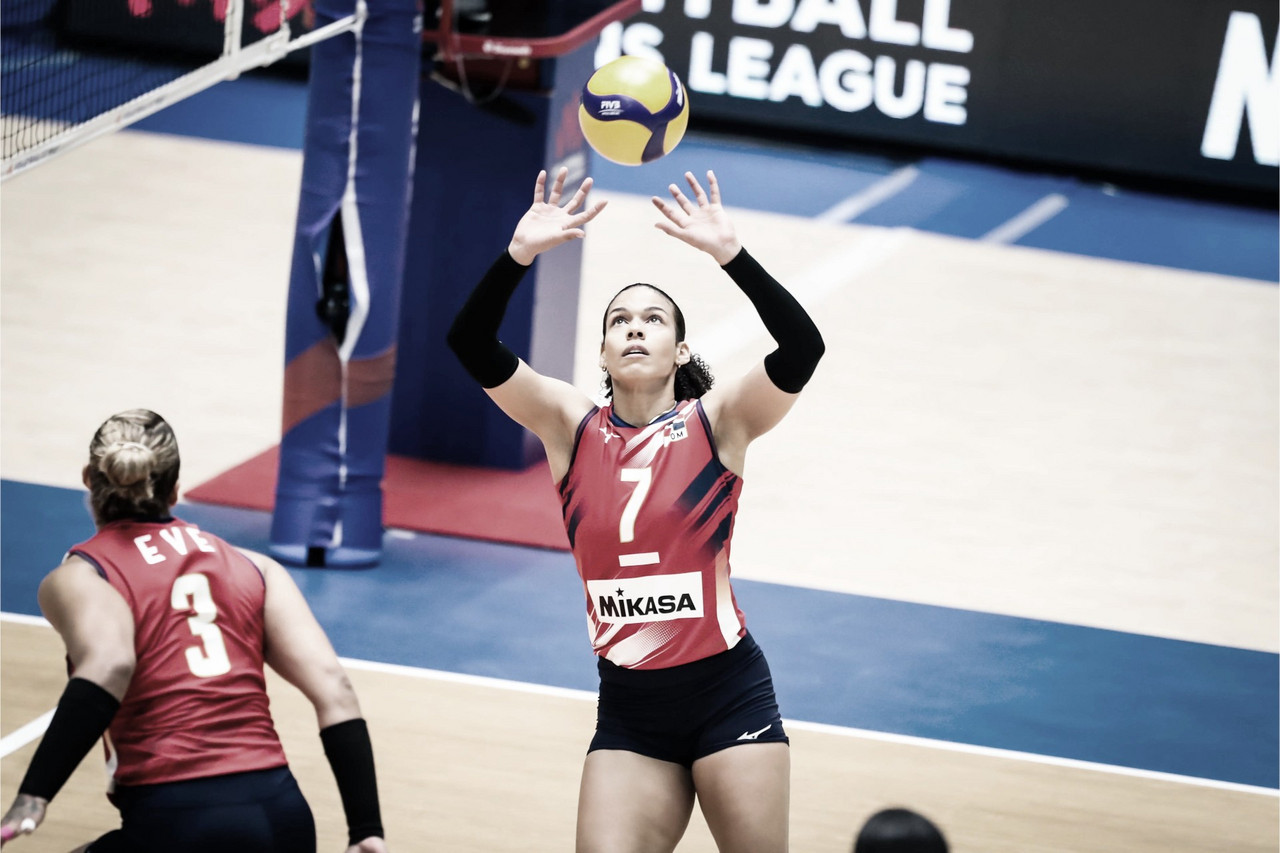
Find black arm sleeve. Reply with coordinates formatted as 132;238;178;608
721;248;826;393
19;677;120;801
446;250;530;388
320;718;384;845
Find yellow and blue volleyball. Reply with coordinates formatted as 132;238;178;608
578;56;690;167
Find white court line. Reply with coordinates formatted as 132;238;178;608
5;614;1275;797
782;719;1278;798
338;654;1276;797
696;226;914;365
981;193;1070;243
817;166;920;223
0;709;55;759
1;614;53;758
1;612;50;628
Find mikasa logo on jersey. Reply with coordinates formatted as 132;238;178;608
588;571;702;624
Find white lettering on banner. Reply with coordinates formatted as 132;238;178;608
922;0;972;52
610;0;974;124
874;54;925;118
772;42;823;104
818;50;873;111
1201;11;1279;166
791;0;867;39
688;35;968;123
689;31;728;93
588;571;703;624
684;0;711;19
734;0;795;29
868;0;917;46
924;61;969;125
727;35;775;99
623;22;666;61
733;0;972;51
595;21;665;67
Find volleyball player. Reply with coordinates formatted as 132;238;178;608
448;168;824;852
0;409;388;853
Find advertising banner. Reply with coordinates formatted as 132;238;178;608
597;0;1277;192
56;0;1278;192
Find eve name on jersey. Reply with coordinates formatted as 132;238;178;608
133;526;218;564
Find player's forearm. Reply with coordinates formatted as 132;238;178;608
446;250;528;388
321;718;385;845
19;678;121;802
721;248;825;392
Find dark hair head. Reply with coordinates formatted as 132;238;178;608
85;409;180;524
600;283;714;400
854;808;949;853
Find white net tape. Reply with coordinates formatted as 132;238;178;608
1;0;365;181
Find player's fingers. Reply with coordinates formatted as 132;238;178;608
651;196;682;224
685;171;708;205
705;170;721;205
1;824;15;844
653;220;683;240
565;176;594;212
532;170;547;205
568;199;607;228
548;166;570;205
667;184;694;214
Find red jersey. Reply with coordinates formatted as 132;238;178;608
559;399;747;669
69;517;287;786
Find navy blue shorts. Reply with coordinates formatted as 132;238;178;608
86;765;315;853
589;632;789;768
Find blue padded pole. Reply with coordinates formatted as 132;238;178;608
271;0;421;567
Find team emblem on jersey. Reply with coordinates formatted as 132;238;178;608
665;418;687;443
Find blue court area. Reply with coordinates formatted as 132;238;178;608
119;70;1280;283
3;480;1276;790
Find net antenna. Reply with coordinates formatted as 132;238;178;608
1;0;366;181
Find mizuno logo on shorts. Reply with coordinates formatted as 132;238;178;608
738;724;772;740
587;571;703;624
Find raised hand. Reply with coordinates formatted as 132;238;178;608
652;170;742;266
0;794;46;847
507;167;608;266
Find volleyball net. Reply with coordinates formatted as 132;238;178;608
0;0;363;181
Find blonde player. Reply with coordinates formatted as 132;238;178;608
0;409;388;853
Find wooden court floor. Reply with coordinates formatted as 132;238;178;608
4;621;1277;852
1;128;1277;850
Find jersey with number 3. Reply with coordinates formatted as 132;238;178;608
69;517;287;786
560;399;747;669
